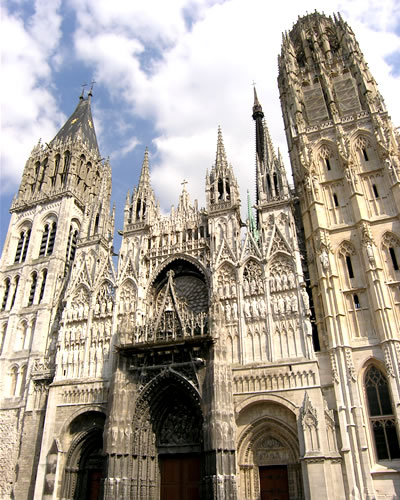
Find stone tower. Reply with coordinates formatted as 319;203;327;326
0;90;114;499
278;12;400;498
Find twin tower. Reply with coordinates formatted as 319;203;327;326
0;12;399;500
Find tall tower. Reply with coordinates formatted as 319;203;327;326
0;90;113;499
279;12;400;498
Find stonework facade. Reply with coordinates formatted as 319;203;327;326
0;12;399;500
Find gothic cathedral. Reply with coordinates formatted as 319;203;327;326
0;12;399;500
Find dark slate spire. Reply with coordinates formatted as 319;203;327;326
50;93;100;155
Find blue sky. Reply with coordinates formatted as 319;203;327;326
1;0;400;253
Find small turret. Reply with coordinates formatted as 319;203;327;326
206;127;240;209
252;90;289;204
125;148;157;228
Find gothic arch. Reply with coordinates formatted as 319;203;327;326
60;410;106;500
236;402;303;500
381;231;400;280
148;253;210;292
236;393;299;417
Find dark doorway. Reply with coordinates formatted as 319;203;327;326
259;465;289;500
160;454;201;500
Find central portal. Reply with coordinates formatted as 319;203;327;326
159;454;201;500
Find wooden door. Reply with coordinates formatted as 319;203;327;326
160;454;201;500
87;469;102;500
259;465;289;500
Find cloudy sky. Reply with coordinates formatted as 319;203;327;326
1;0;400;251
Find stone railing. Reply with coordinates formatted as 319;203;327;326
119;311;209;347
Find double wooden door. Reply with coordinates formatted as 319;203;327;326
259;465;289;500
159;454;201;500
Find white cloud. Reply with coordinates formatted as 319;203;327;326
77;0;400;214
0;1;64;192
1;0;399;215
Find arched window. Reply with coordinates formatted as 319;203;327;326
28;272;37;306
9;366;18;396
39;269;47;303
65;225;79;273
61;150;71;186
0;323;7;354
52;154;61;186
39;221;57;257
15;322;27;351
382;233;400;280
38;157;48;191
1;278;10;310
10;276;19;309
365;365;400;460
14;228;31;263
19;365;27;396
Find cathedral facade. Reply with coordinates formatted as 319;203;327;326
0;12;399;500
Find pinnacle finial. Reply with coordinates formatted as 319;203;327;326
215;126;228;171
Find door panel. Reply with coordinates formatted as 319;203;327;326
259;465;289;500
160;455;201;500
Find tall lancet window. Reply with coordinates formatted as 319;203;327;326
15;228;31;263
365;365;400;460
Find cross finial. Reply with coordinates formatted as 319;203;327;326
252;80;256;87
80;82;88;98
90;80;96;91
181;179;188;189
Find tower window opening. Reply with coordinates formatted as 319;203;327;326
39;158;48;191
65;226;78;273
38;269;47;303
325;158;331;170
333;193;339;207
39;222;57;257
372;184;379;198
267;175;272;195
273;172;279;196
52;154;61;186
353;294;361;309
346;255;354;279
94;213;100;234
363;148;369;161
1;279;10;311
136;199;141;220
225;178;231;200
61;151;71;186
218;178;223;200
10;276;19;309
365;365;400;460
389;247;399;271
28;272;37;306
15;229;31;264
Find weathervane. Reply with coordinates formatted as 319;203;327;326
80;82;88;97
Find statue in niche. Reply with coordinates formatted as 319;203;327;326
271;296;279;315
232;302;238;320
285;294;292;313
278;295;285;315
258;298;266;318
250;279;257;295
281;273;288;290
251;297;259;319
225;302;231;322
231;283;237;297
301;287;311;316
269;277;275;292
288;271;296;289
319;247;329;271
275;274;282;291
291;294;298;313
243;279;250;296
366;241;375;263
244;300;251;319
